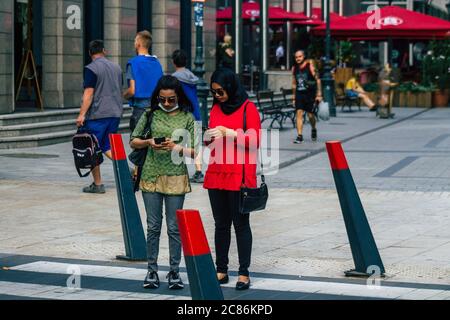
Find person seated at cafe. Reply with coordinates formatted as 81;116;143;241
345;72;379;112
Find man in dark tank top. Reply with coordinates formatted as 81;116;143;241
291;50;322;144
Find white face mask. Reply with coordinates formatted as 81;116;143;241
159;103;179;113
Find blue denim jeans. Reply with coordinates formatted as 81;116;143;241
142;192;185;273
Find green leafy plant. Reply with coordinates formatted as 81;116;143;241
397;81;435;93
422;39;450;91
307;37;325;61
363;83;380;92
337;41;356;67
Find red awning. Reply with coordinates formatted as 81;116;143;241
216;1;308;22
293;8;346;26
311;6;450;39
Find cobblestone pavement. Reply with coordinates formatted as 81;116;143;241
0;107;449;300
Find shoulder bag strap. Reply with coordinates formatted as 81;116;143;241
241;101;264;187
134;110;153;193
143;110;154;139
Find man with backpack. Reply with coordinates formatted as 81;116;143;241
76;40;123;194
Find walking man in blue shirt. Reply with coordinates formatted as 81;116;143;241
171;49;204;183
76;40;123;193
124;30;163;132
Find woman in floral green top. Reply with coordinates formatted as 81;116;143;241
130;76;196;290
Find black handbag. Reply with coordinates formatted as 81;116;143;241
128;110;153;192
239;103;268;214
128;147;147;167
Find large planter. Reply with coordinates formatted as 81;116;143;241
416;91;432;108
433;89;449;107
398;91;432;108
397;92;416;107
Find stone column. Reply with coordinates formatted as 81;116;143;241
103;0;137;75
152;0;180;74
203;0;217;81
41;0;84;109
0;0;13;114
151;0;216;78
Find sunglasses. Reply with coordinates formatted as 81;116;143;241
158;96;177;104
210;88;226;97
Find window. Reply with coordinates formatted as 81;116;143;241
137;0;152;32
83;0;104;66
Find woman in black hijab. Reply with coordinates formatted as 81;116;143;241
203;68;262;291
210;68;249;115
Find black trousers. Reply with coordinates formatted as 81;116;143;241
208;189;252;277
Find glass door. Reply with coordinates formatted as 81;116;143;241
14;0;43;111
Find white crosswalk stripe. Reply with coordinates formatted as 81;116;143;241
6;261;449;300
0;281;189;300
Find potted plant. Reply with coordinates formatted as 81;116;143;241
307;37;325;74
396;82;434;108
422;39;450;107
337;41;356;68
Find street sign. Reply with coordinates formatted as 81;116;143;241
194;2;204;27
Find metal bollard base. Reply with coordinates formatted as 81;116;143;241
116;255;146;262
344;269;386;278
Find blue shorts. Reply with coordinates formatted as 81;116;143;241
345;90;359;98
84;117;121;153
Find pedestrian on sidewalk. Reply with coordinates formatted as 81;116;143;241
171;49;204;183
124;30;163;133
130;75;196;290
217;34;235;70
76;40;123;194
292;50;322;144
276;41;285;69
204;68;261;291
378;63;399;118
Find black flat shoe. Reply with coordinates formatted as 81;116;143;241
217;274;229;284
235;279;251;291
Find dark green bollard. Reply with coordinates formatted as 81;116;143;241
177;209;224;300
110;134;147;261
326;141;385;277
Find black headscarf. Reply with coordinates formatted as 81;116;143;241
210;68;248;115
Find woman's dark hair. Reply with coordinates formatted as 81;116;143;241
172;49;187;68
150;75;193;113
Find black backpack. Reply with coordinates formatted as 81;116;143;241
72;128;104;177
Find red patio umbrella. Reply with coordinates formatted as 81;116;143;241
216;1;308;24
311;6;450;40
293;7;346;26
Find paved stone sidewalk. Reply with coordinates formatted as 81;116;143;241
0;107;426;184
0;107;449;300
1;254;449;300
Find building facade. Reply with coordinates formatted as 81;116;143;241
1;0;448;114
0;0;217;115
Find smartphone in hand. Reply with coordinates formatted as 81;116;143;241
154;137;166;145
